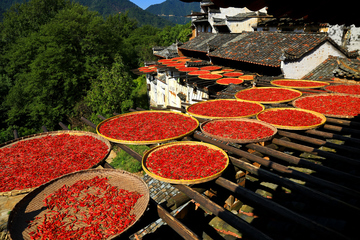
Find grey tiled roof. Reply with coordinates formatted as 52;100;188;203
179;32;357;68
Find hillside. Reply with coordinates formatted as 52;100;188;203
0;0;174;28
146;0;200;24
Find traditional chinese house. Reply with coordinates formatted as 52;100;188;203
138;30;358;109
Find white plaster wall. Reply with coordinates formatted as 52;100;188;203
327;24;344;46
228;18;258;32
348;25;360;52
282;41;346;79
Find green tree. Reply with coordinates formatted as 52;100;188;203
3;2;123;130
84;55;135;123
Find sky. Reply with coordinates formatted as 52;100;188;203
130;0;166;10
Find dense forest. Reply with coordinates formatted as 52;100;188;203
0;0;192;143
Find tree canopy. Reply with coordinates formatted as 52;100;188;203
0;0;191;143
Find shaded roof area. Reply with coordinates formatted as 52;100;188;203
179;32;355;67
180;0;360;26
302;56;360;80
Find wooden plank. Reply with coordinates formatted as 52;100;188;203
305;129;360;144
173;184;274;240
193;132;360;214
248;140;360;181
157;202;201;240
277;130;360;156
215;177;349;240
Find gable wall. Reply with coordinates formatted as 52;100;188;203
282;41;346;79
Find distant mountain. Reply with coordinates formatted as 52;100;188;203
0;0;175;28
75;0;175;27
146;0;200;24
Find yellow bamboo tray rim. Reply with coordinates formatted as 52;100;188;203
292;93;360;119
96;110;199;145
0;130;111;196
142;141;229;184
200;118;277;144
270;79;330;89
186;99;265;120
235;87;303;104
256;107;326;130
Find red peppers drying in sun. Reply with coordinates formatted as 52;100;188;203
98;111;198;142
294;94;360;117
187;99;264;118
145;144;227;180
235;87;302;103
257;109;324;127
325;84;360;95
28;176;143;240
202;120;275;140
0;134;108;192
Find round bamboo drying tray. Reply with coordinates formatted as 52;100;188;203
324;83;360;95
96;110;199;145
235;87;302;104
142;141;229;184
8;168;150;240
292;93;360;119
0;131;111;196
256;108;326;130
186;99;265;120
270;79;330;89
198;74;223;80
216;78;244;85
200;118;277;144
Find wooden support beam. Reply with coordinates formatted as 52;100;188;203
156;200;201;240
305;129;360;145
323;124;360;136
13;129;19;139
174;184;273;240
80;117;97;129
326;117;360;128
193;132;360;213
59;122;69;130
215;177;349;240
270;137;360;167
277;130;360;156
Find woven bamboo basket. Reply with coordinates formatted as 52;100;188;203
270;79;330;89
256;108;326;130
292;93;360;119
235;87;302;104
186;99;265;120
142;141;229;184
96;111;199;145
0;131;111;196
200;118;277;144
7;168;149;240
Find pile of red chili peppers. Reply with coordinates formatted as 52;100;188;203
257;109;323;126
99;112;198;142
0;134;108;192
187;100;263;118
146;144;227;180
202;120;275;140
28;176;142;239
